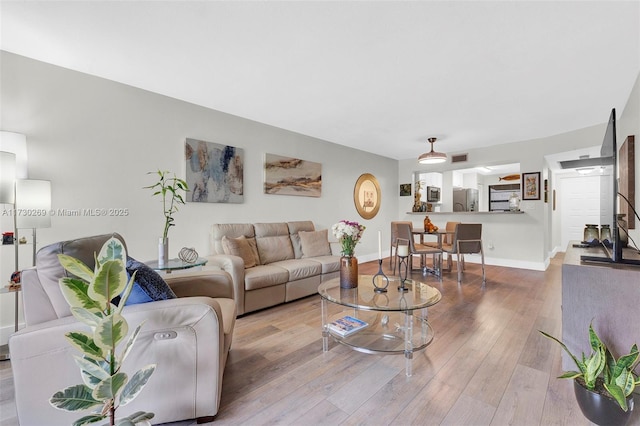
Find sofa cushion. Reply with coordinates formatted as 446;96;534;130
35;233;127;319
121;257;177;305
270;259;322;281
256;236;294;264
299;230;331;258
244;265;290;290
211;223;255;255
306;255;341;274
221;235;260;268
287;221;315;258
254;223;294;264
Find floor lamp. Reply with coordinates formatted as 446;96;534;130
0;131;28;361
16;179;52;265
0;151;17;360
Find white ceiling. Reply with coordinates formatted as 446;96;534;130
1;1;639;161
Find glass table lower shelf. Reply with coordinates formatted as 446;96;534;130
326;310;434;355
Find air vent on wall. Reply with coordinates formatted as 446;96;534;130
451;153;468;163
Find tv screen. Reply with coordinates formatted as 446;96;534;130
582;108;640;266
600;108;620;261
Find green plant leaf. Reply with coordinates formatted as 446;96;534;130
72;413;106;426
539;330;585;376
92;372;127;401
94;313;127;352
557;371;582;380
79;356;111;388
65;331;105;362
59;278;102;313
73;355;110;382
588;323;605;352
604;382;628;411
70;307;102;328
90;260;127;305
96;237;126;265
58;254;95;283
584;346;605;387
113;419;135;426
50;384;102;412
118;364;156;406
115;272;137;314
124;411;155;423
120;322;143;364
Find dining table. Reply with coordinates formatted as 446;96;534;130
411;228;456;272
411;228;451;248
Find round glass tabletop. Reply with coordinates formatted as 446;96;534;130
318;274;441;312
146;257;208;272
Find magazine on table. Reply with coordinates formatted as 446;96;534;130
328;315;368;336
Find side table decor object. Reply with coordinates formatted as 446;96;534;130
145;170;189;266
178;247;199;263
397;244;410;292
332;219;366;289
372;230;389;293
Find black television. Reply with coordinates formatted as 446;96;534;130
581;108;640;266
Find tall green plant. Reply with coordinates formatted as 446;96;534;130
145;170;189;240
540;322;640;411
49;237;155;426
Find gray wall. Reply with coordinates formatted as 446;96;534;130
0;51;399;261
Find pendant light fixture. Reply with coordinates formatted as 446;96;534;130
418;137;447;164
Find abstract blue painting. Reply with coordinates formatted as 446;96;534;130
185;138;243;203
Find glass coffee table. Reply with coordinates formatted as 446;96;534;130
318;274;441;376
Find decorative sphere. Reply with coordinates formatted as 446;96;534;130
178;247;199;263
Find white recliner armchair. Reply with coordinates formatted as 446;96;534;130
9;233;236;425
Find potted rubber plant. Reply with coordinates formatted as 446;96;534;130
540;323;639;425
49;237;155;426
145;170;189;265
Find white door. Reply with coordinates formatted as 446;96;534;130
559;174;602;250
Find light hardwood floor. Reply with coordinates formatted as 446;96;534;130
2;253;638;425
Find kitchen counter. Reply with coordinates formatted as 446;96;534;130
406;211;525;215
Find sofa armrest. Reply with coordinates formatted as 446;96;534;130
9;297;227;425
164;269;234;300
205;254;246;315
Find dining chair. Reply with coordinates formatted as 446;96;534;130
441;223;486;285
423;221;459;270
393;222;442;278
390;221;413;268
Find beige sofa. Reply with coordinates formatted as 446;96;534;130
9;233;236;425
207;221;340;315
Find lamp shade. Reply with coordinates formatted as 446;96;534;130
16;179;52;229
0;132;28;178
0;151;16;204
418;137;447;164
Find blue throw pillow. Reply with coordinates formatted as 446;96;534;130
113;256;177;306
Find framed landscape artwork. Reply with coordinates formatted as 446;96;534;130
185;138;244;203
400;183;411;196
263;153;322;197
354;173;381;219
522;171;541;200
